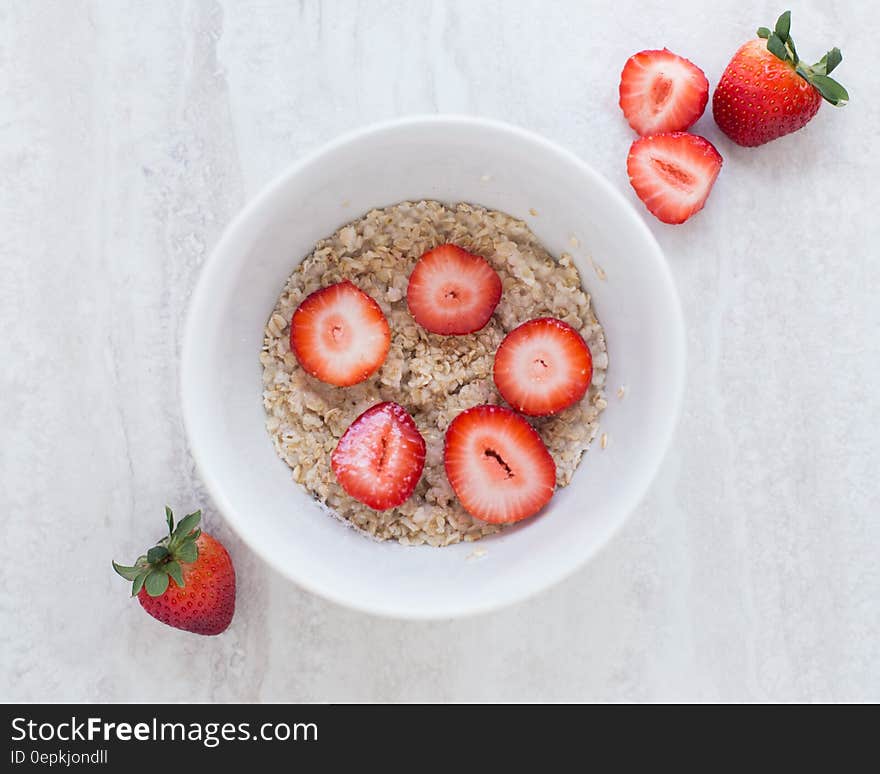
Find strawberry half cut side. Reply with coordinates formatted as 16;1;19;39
626;132;722;224
444;404;556;524
290;280;391;387
406;243;502;335
619;48;709;135
331;402;427;511
493;317;593;417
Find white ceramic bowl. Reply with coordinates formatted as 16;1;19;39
182;116;684;620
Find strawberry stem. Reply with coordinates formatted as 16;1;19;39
112;507;202;597
758;10;849;106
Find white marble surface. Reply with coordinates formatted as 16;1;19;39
1;0;878;702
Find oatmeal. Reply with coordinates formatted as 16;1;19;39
260;200;608;546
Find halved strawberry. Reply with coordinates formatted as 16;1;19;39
619;49;709;135
444;405;556;524
290;280;390;387
406;243;502;335
493;318;593;417
331;402;426;511
626;132;722;225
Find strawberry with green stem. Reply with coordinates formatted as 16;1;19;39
113;507;236;636
713;10;849;147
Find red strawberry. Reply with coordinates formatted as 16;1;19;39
444;405;556;524
619;49;709;135
290;280;390;387
626;132;722;224
113;508;235;636
493;318;593;416
713;11;848;147
331;402;426;510
406;243;502;335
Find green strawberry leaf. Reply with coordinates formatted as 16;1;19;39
165;560;185;589
174;511;202;541
823;47;842;75
787;35;799;64
112;562;142;581
114;505;206;599
757;27;771;39
131;569;150;597
810;74;849;106
775;10;791;42
147;545;169;564
177;540;199;564
767;33;789;62
145;570;170;597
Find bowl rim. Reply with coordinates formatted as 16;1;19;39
180;114;686;619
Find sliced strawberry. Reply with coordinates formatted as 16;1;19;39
290;280;390;387
406;243;502;335
619;49;709;135
331;402;426;511
493;318;593;417
626;132;722;225
444;405;556;524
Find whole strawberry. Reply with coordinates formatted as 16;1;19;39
113;508;235;636
712;10;849;147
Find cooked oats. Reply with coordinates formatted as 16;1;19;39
261;200;608;545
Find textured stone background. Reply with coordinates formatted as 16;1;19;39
1;0;878;701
